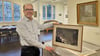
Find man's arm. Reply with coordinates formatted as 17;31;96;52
38;20;59;30
43;20;58;24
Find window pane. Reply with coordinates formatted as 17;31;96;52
4;1;12;22
14;3;20;21
47;4;51;20
53;6;55;19
43;5;45;20
0;1;3;22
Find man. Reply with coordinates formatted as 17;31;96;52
16;4;55;56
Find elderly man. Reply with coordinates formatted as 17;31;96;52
16;4;56;56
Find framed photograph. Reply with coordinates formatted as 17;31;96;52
77;1;98;26
34;11;37;17
53;24;83;52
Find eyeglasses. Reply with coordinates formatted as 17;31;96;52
24;9;34;11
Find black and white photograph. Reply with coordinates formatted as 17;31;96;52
53;24;83;52
56;28;78;46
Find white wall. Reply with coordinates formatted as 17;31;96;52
67;0;100;46
64;5;69;24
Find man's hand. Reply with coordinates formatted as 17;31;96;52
45;46;54;52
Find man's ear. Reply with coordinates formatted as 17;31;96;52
23;10;26;15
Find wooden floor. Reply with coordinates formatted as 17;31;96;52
0;42;21;56
0;30;53;56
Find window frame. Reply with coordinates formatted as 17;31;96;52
0;0;21;25
42;4;55;20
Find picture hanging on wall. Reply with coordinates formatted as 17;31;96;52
77;1;98;26
34;11;37;17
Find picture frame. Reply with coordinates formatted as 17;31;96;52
53;24;83;52
59;13;62;16
77;1;98;26
34;11;37;17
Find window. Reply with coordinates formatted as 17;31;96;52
0;1;20;22
43;4;55;20
0;1;3;22
14;4;20;21
4;1;12;22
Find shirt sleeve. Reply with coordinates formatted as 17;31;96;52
16;22;46;49
34;19;53;30
38;23;53;30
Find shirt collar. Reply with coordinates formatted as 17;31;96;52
23;16;33;22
